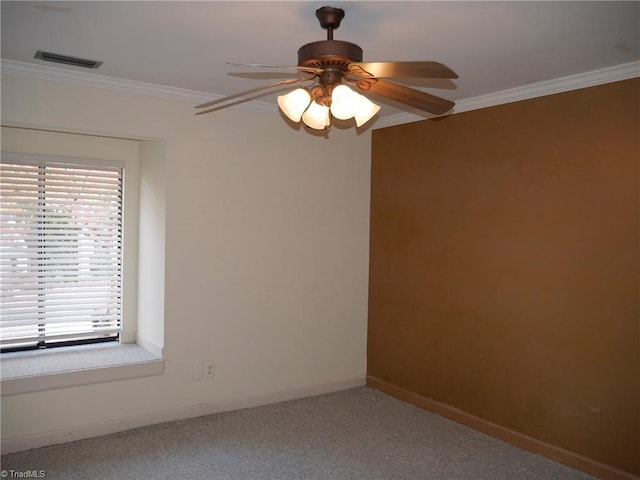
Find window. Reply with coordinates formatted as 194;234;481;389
1;154;124;352
0;128;165;395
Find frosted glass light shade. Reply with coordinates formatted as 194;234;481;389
354;95;381;127
330;85;361;120
277;88;311;122
302;101;330;130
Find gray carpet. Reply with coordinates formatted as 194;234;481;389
1;387;595;479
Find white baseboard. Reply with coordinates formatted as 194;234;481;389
1;375;366;454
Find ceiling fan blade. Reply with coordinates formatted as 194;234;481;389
355;77;454;115
349;61;458;79
226;61;322;74
229;72;303;80
195;76;315;112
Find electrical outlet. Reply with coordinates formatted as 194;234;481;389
589;407;601;431
204;361;215;379
192;361;204;381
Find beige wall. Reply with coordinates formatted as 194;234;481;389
367;79;640;475
1;74;371;444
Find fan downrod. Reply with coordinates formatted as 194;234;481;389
298;6;362;75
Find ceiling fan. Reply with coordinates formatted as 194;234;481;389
195;6;458;130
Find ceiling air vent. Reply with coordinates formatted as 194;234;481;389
34;50;102;69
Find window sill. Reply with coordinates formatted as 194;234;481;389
0;342;164;396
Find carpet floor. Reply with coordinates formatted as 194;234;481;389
1;386;595;479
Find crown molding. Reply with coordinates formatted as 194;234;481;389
0;59;278;117
2;59;638;128
375;60;640;129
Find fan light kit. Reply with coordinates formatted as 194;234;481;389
278;84;380;129
195;6;458;131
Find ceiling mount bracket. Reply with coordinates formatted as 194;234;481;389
316;6;345;40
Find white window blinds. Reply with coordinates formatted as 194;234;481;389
1;155;123;350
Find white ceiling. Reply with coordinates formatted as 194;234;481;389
1;1;639;126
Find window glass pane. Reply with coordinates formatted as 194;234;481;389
0;158;123;350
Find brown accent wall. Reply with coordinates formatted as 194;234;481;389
368;79;640;476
